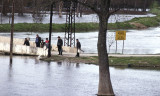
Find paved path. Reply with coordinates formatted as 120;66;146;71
52;51;160;57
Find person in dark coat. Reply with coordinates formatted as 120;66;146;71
76;39;81;57
35;34;41;47
24;38;30;46
57;36;63;55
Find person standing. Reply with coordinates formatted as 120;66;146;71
57;36;63;55
40;40;45;48
24;38;30;46
35;34;41;47
45;38;49;49
76;39;81;57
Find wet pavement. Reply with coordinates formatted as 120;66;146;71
0;56;160;96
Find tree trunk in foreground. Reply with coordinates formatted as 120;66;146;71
97;13;114;96
68;0;115;95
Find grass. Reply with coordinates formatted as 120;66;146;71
41;55;160;68
109;57;160;67
127;15;160;27
0;23;99;32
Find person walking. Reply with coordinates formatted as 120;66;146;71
24;38;30;46
35;34;41;47
76;39;81;57
57;36;63;55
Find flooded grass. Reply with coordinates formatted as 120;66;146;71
109;56;160;67
41;55;160;67
41;55;98;64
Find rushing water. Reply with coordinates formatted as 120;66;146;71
0;56;160;96
0;13;155;24
1;26;160;54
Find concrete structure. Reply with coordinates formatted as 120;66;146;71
52;45;77;53
0;36;77;56
0;42;48;56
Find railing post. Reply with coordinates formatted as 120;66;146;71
48;3;53;57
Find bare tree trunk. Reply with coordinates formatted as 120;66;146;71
59;1;63;18
1;0;3;24
80;9;82;17
143;0;147;12
97;14;114;96
19;0;24;16
76;3;79;17
10;0;15;64
2;0;9;16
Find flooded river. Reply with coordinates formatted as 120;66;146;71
0;56;160;96
1;26;160;54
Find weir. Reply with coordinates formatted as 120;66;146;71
0;36;77;56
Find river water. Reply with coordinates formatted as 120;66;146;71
0;13;155;24
0;56;160;96
1;26;160;54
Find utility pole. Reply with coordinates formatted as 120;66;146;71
48;3;53;57
10;0;15;64
1;0;3;24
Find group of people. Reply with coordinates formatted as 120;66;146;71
24;34;82;57
35;34;50;49
24;34;50;49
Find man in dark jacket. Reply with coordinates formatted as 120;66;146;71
57;36;63;55
76;39;81;57
35;34;41;47
24;38;30;46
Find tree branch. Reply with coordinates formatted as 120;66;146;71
109;8;120;15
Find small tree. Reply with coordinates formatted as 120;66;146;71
107;32;115;53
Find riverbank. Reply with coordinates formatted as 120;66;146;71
40;54;160;68
0;14;160;32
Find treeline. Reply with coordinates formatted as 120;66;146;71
0;0;159;16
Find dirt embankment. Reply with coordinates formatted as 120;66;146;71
130;22;147;29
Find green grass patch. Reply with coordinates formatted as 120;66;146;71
108;22;134;30
0;23;99;32
109;57;160;67
41;55;160;67
127;16;160;27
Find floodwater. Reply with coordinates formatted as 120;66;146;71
1;26;160;54
0;56;160;96
0;13;155;24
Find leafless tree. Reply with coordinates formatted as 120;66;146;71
73;0;116;95
107;32;115;53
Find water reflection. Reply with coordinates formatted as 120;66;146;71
8;63;13;82
76;63;80;68
0;55;160;96
57;62;62;67
35;57;40;64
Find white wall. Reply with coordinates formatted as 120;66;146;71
0;36;77;56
